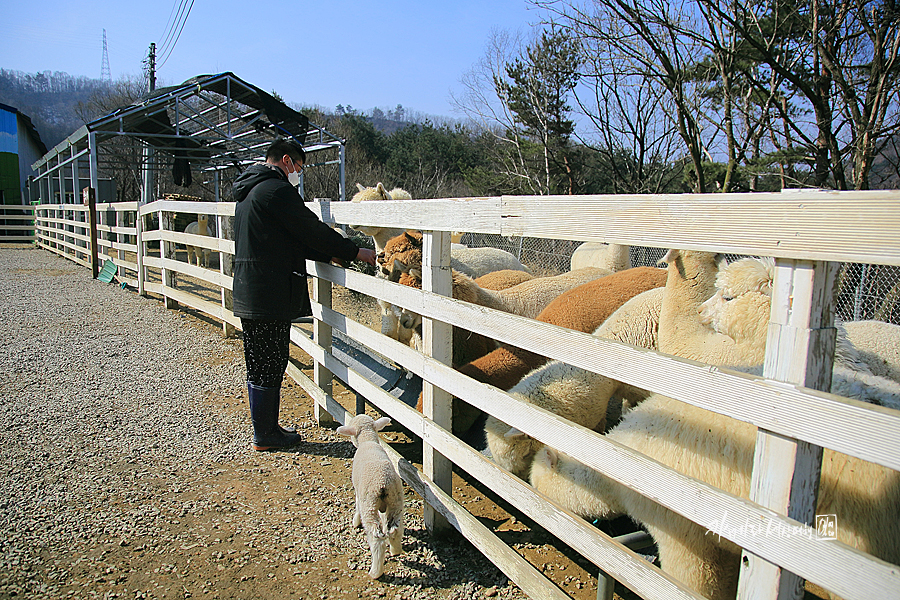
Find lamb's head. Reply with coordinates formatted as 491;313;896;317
699;257;774;346
336;414;392;448
378;231;423;276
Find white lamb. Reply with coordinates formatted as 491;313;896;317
336;414;405;580
529;254;900;600
184;214;212;268
569;242;631;272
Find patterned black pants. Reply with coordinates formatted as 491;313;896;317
241;319;291;387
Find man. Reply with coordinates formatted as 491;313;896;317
232;139;376;450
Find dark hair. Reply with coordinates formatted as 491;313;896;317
266;139;306;164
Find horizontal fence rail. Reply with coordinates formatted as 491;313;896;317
20;189;900;600
0;206;37;243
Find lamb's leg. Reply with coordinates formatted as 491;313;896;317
366;527;387;579
352;493;362;529
388;520;403;557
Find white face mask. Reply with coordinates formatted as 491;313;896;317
287;161;301;187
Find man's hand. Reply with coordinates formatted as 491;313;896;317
355;247;377;266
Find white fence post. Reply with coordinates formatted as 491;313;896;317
737;259;838;600
313;274;338;427
421;229;454;535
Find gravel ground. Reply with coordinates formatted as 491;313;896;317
0;246;539;600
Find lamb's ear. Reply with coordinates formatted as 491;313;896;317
356;183;366;192
660;249;679;265
373;417;392;431
504;427;527;439
409;267;422;281
336;424;356;437
376;182;389;199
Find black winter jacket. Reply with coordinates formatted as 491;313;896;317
231;163;359;321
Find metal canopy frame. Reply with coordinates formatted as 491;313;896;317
30;72;346;204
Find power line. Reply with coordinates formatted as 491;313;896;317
157;0;182;52
158;0;189;59
157;0;194;71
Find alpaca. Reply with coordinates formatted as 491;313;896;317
485;285;665;477
569;242;631;273
185;214;212;267
435;267;666;437
393;261;611;335
348;183;411;254
348;183;413;339
378;230;529;281
485;251;726;477
473;269;534;291
529;254;900;600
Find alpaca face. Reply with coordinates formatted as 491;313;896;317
700;257;774;343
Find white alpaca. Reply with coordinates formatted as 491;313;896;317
841;320;900;382
348;183;412;339
336;414;404;580
529;254;900;600
348;183;410;254
184;214;212;267
569;242;631;273
485;285;665;478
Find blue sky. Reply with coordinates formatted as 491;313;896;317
2;0;544;119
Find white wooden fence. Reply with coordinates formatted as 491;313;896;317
26;190;900;600
0;206;37;243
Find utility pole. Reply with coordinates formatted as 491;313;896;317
147;42;156;92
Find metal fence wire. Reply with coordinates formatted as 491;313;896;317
456;233;900;326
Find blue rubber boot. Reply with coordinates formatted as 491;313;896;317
248;382;302;451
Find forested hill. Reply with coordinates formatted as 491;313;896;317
0;69;109;149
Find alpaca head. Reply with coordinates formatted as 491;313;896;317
378;231;423;276
699;257;775;345
660;249;727;303
484;411;545;479
348;183;409;240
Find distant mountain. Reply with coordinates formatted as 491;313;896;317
0;68;110;148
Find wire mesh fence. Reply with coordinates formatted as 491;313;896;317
460;233;900;326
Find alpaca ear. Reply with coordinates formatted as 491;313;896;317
373;417;392;431
356;183;366;192
714;253;728;272
394;259;410;274
376;182;390;199
336;424;356;437
410;268;422;281
543;448;559;469
660;249;679;265
389;262;405;282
